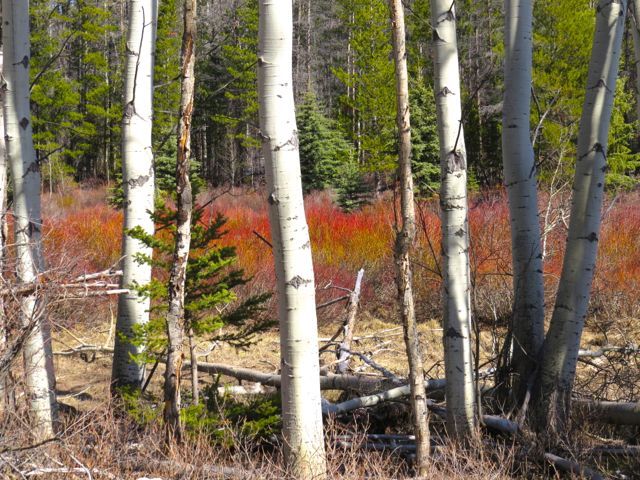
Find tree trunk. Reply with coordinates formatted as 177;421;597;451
389;0;430;472
500;0;544;405
163;0;197;443
258;1;327;477
629;2;640;125
189;328;199;405
112;0;158;390
430;0;476;440
0;37;10;413
2;0;56;439
531;0;627;436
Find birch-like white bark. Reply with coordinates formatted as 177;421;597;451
112;0;158;389
258;1;326;477
2;0;56;438
501;0;544;403
430;0;476;439
389;0;430;471
532;0;626;433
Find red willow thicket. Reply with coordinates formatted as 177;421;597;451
37;186;640;325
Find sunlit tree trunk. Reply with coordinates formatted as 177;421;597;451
163;0;196;442
501;0;544;405
258;1;326;477
112;0;158;390
531;0;626;435
389;0;430;472
629;1;640;123
2;0;56;438
430;0;476;439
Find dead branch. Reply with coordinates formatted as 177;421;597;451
578;345;640;358
22;467;118;479
337;268;364;373
543;453;604;480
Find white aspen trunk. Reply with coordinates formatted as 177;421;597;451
112;0;158;389
258;1;326;477
532;0;626;434
2;0;56;438
629;2;640;123
501;0;545;404
430;0;476;439
389;0;430;472
163;0;196;442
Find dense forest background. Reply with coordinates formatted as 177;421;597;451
30;0;639;200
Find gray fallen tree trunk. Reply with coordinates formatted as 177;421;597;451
573;399;640;425
543;453;604;480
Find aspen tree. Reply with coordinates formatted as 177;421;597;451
389;0;430;471
258;0;326;477
164;0;196;441
112;0;158;389
532;0;626;435
2;0;56;438
501;0;545;404
429;0;476;439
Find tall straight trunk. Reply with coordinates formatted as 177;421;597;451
501;0;544;405
2;0;56;438
112;0;158;390
389;0;430;472
532;0;626;435
630;1;640;123
430;0;476;439
258;1;326;478
0;39;8;411
163;0;196;442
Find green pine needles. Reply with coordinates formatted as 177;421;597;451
126;200;272;365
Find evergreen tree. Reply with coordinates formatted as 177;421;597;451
408;82;440;195
127;203;272;361
297;92;353;191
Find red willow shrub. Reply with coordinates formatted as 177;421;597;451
39;186;640;325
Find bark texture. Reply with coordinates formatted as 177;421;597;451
630;2;640;123
258;1;326;477
389;0;430;471
163;0;197;442
430;0;476;439
2;0;56;438
112;0;158;389
531;0;626;435
501;0;545;405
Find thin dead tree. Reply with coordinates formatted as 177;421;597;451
164;0;197;442
389;0;430;472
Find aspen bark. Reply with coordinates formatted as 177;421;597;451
532;0;626;435
112;0;158;389
258;1;326;477
430;0;476;439
2;0;56;438
389;0;430;472
163;0;196;442
501;0;544;404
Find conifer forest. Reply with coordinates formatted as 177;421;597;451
2;0;640;478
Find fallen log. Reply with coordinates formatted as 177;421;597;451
578;345;639;358
544;453;604;480
573;399;640;425
193;361;396;393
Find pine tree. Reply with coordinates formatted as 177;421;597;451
297;91;353;191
